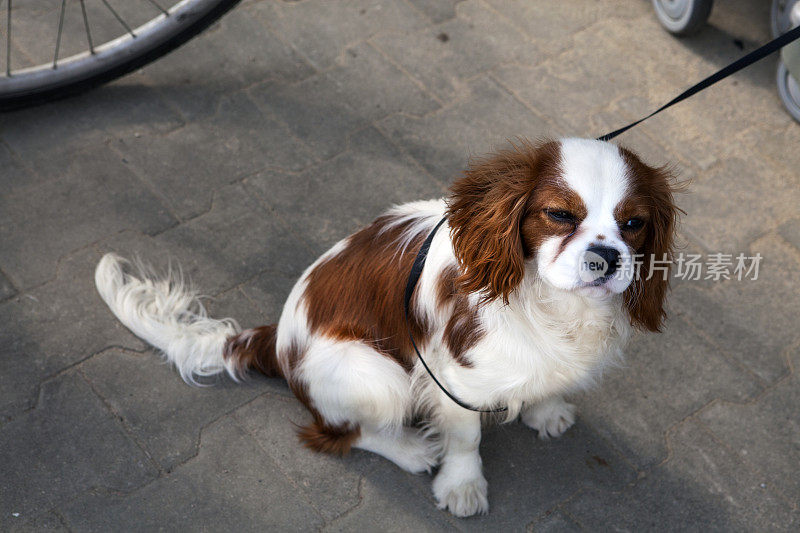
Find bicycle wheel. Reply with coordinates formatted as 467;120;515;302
0;0;242;111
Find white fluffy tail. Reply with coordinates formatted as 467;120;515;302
94;253;241;384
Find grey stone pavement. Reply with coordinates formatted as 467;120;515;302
1;0;799;530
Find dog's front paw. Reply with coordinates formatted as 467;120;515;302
432;465;489;517
521;398;576;440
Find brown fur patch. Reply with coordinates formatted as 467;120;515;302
296;420;361;456
447;140;564;304
278;340;363;454
436;265;480;366
522;179;587;259
223;325;283;378
618;146;681;332
302;215;430;372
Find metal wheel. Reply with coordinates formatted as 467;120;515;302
772;0;800;122
0;0;242;111
771;0;799;38
777;61;800;123
652;0;714;36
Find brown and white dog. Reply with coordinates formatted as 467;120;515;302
95;138;677;517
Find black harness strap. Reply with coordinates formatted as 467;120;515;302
403;217;507;413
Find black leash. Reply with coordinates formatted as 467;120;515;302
599;24;800;141
405;26;800;412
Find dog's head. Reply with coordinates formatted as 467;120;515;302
446;138;679;331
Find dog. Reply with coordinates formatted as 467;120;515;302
95;138;677;517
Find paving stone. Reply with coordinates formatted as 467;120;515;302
0;76;182;179
459;420;636;531
113;91;316;220
493;13;709;138
98;183;316;298
0;143;176;289
563;419;799;531
248;41;439;160
378;76;554;183
705;0;771;44
0;246;146;420
577;318;761;470
527;510;582;532
0;269;16;302
80;348;270;471
406;0;462;23
779;218;800;252
325;42;439;119
7;511;67;533
59;415;324;531
679;156;800;253
240;270;301;325
0;140;40;197
323;467;458;532
205;285;272;330
244;127;445;252
254;0;429;70
735;125;800;193
672;234;800;384
698;375;800;505
484;0;650;55
669;233;731;291
372;0;542;101
249;76;366;161
140;4;315;121
234;395;373;521
0;372;158;530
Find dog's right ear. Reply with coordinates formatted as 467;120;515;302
446;140;560;304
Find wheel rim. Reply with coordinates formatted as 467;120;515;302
0;0;223;99
657;0;692;21
772;0;800;38
777;61;800;123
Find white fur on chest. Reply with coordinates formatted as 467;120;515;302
435;275;630;415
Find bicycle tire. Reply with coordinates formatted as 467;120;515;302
0;0;242;111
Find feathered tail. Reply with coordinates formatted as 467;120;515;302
94;253;281;384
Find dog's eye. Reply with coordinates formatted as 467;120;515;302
622;218;645;231
545;209;576;224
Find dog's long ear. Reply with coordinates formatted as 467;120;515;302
620;148;680;332
446;140;559;304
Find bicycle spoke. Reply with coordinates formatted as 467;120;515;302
146;0;169;16
0;0;245;109
6;0;11;76
102;0;135;37
79;0;94;54
54;0;67;68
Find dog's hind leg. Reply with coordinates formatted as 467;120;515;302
292;337;439;472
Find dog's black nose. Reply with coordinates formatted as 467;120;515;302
585;246;620;278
